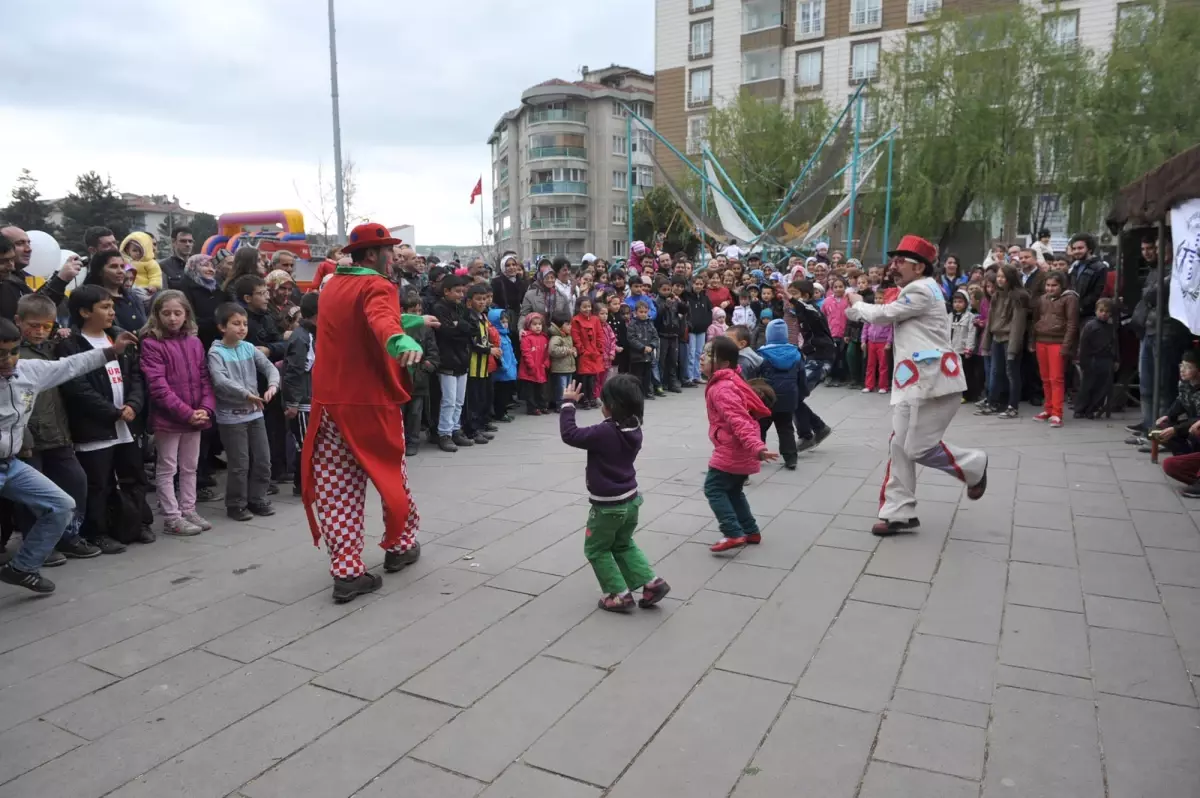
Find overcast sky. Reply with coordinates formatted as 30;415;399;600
0;0;653;245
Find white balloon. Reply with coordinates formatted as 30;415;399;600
60;249;87;289
25;231;61;279
59;249;78;266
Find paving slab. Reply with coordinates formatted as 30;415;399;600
0;719;86;786
1089;626;1197;706
918;539;1008;645
859;761;980;798
898;633;995;704
352;758;483;798
732;698;878;798
1098;694;1200;798
1077;550;1160;602
872;711;986;781
1006;561;1084;613
999;604;1092;678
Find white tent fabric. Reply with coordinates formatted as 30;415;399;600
798;152;883;247
704;161;758;246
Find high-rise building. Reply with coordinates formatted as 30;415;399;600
488;65;654;264
654;0;1144;181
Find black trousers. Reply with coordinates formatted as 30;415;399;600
521;379;547;412
288;411;310;493
658;336;680;389
19;446;88;537
760;411;798;463
463;376;491;435
264;396;290;480
76;441;148;543
964;354;986;401
402;396;425;443
631;362;653;397
576;374;595;403
1076;356;1114;416
794;401;826;439
493;381;516;418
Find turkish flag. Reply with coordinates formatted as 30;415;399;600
469;177;482;204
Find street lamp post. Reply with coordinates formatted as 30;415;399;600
327;0;346;243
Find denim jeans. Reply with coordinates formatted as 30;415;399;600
1141;336;1187;430
988;341;1022;409
437;373;468;436
651;352;662;388
703;468;759;539
24;446;86;545
6;459;75;573
982;354;993;398
552;373;571;407
688;332;706;381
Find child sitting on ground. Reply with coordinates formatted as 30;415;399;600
559;374;669;612
704;336;778;553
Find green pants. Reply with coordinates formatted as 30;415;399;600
584;495;655;595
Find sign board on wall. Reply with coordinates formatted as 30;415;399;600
1169;198;1200;334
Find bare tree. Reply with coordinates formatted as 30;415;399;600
342;157;364;225
294;160;336;239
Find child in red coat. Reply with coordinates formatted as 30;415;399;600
570;297;606;409
703;336;778;553
596;304;617;399
519;313;550;415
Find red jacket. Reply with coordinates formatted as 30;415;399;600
705;368;770;475
571;313;605;375
487;323;501;374
519;331;550;383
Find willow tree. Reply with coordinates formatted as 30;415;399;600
870;6;1096;249
703;93;832;225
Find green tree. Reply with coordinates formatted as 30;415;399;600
189;212;218;250
1080;3;1200;227
1;169;57;236
57;172;139;253
871;6;1096;249
704;94;832;225
632;186;699;258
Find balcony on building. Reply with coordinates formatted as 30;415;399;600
741;48;785;98
794;0;824;41
742;0;783;33
527;133;587;162
528;209;587;230
528;106;588;125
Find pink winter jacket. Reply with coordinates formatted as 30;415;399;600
140;333;216;434
822;294;850;338
705;368;771;475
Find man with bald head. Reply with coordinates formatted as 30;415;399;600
0;225;79;321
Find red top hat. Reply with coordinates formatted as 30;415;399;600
343;222;402;253
887;235;938;269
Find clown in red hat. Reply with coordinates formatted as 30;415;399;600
301;221;439;603
845;234;989;536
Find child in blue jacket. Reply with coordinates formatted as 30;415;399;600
488;308;518;422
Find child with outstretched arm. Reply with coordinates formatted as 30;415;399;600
560;374;670;613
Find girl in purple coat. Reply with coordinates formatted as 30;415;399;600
140;290;216;536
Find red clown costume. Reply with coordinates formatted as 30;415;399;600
301;222;428;603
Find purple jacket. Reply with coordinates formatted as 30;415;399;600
559;402;641;504
140;333;216;433
861;319;894;345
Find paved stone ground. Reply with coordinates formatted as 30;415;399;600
1;385;1199;797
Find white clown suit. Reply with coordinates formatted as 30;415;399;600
846;276;987;524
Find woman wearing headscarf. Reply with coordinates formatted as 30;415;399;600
181;254;228;350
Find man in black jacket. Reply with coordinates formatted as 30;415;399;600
653;278;682;394
0;227;77;322
1130;234;1191;436
1067;233;1109;323
158;227;193;290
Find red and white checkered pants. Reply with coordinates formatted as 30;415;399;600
312;413;419;579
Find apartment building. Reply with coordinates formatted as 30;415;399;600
487;65;655;264
655;0;1146;181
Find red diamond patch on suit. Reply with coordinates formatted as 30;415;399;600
894;359;919;389
940;352;961;377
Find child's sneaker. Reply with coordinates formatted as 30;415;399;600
1033;412;1051;421
861;387;871;394
654;387;666;397
710;536;747;553
745;532;762;544
182;512;213;531
227;506;254;522
163;517;203;537
248;501;275;517
0;563;55;594
638;578;671;608
878;388;889;394
1049;416;1063;428
597;592;635;613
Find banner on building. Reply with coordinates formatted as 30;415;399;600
1169;197;1200;334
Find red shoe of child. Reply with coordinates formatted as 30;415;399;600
710;536;747;553
745;533;762;545
1033;412;1051;421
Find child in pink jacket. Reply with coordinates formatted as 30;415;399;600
703;336;778;553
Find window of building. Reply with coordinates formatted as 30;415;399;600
633;130;654;155
848;93;879;128
1117;2;1154;44
743;48;782;83
1044;11;1079;47
532;168;587;184
690;19;713;59
849;0;882;31
498;127;508;147
795;49;822;88
689;68;713;106
535;206;572;222
795;99;822;122
613;135;628;155
635;166;654;188
612;239;628;257
612;100;628;117
631;101;653;118
906;32;934;72
686;115;709;155
796;0;824;38
501;215;512;236
907;0;940;24
849;40;880;83
613;204;628;225
613;170;628;190
691;0;713;11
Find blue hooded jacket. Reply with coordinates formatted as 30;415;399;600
756;319;803;413
487;308;518;382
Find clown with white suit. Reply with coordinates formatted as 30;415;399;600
846;235;989;536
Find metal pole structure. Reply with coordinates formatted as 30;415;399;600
626;114;634;253
883;134;895;257
701;146;763;231
1153;221;1166;422
327;0;346;242
846;93;863;261
700;152;709;269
